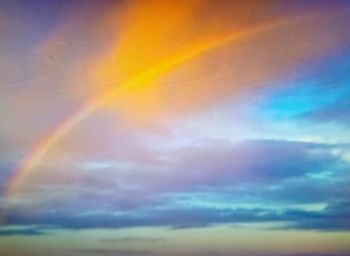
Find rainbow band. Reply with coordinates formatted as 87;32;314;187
6;17;292;198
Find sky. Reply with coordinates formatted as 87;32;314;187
0;0;350;256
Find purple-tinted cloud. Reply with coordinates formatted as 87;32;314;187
1;139;349;235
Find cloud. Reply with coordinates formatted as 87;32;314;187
4;198;350;231
306;96;350;127
2;139;349;232
156;140;344;190
3;207;271;230
75;249;153;256
289;200;350;231
0;226;49;236
101;237;164;243
10;139;345;208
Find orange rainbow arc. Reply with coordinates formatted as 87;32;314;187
6;17;292;198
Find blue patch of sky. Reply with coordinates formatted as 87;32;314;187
256;48;350;121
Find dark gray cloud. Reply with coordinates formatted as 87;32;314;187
289;200;350;231
0;227;48;236
101;237;164;243
258;175;350;204
3;198;350;231
75;249;153;256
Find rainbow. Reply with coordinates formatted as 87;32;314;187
6;17;292;198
